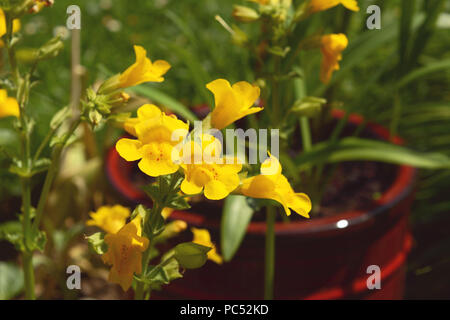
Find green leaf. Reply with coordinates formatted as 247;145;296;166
174;242;210;269
166;195;191;210
0;221;24;251
141;184;162;203
397;59;450;89
294;137;450;170
0;221;21;239
31;230;47;252
131;86;198;123
86;232;108;255
0;262;24;300
399;0;416;75
136;253;183;290
221;195;254;262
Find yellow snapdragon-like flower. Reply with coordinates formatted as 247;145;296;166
102;216;149;291
0;89;20;118
308;0;359;13
240;154;311;217
86;205;131;234
116;104;189;177
180;134;242;200
0;9;21;39
119;45;171;88
206;79;262;130
191;227;223;265
320;33;348;84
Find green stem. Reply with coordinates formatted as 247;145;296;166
6;13;36;299
271;57;281;127
264;205;276;300
135;172;182;300
32;118;81;233
22;251;35;300
32;127;57;164
134;248;151;300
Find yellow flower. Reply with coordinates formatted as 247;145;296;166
180;134;242;200
119;45;171;88
0;89;20;118
102;216;149;291
320;33;348;83
191;227;223;265
206;79;262;130
240;154;312;217
116;104;189;177
86;205;131;234
308;0;359;13
0;9;21;39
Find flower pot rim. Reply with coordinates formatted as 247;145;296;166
106;109;417;237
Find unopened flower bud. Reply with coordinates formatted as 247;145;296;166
232;5;260;22
36;36;64;61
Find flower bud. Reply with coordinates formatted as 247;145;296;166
232;5;260;22
35;36;64;61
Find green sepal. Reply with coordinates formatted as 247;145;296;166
174;242;211;269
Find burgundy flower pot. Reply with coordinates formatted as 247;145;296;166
106;110;416;299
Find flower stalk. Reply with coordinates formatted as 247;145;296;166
264;205;276;300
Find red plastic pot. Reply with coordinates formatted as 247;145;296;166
106;110;416;299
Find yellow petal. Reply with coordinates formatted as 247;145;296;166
102;216;149;291
231;81;261;109
181;176;204;195
308;0;340;13
151;60;171;78
138;142;179;177
288;193;312;218
320;34;348;83
119;45;170;88
116;138;143;161
207;79;262;129
341;0;359;11
0;89;20;118
204;180;229;200
191;227;223;265
137;104;162;120
206;79;232;110
123;118;139;136
86;205;131;234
